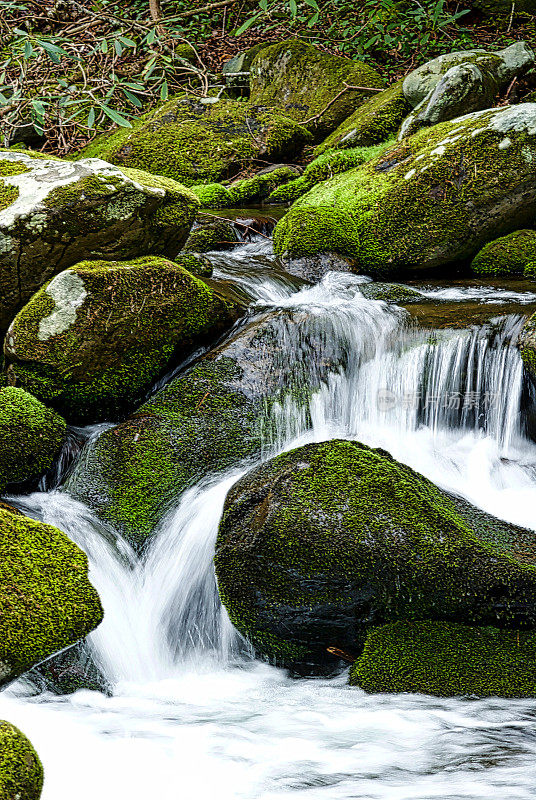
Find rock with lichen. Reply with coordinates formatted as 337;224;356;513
399;42;535;138
214;439;536;669
4;256;243;423
0;721;44;800
0;150;199;331
0;506;103;687
0;387;66;492
249;39;383;141
274;104;536;276
79;95;312;186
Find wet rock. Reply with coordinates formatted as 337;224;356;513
0;721;43;800
5;256;242;423
0;150;198;330
215;439;536;669
183;220;240;253
471;229;536;277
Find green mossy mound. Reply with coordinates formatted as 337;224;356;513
183;220;239;253
215;439;536;668
350;621;536;697
191;167;299;208
249;39;383;140
0;387;66;490
519;311;536;382
471;229;536;277
0;507;103;686
268;143;390;204
79;96;311;186
5;256;242;423
315;81;410;155
273;104;536;275
357;282;424;304
0;721;43;800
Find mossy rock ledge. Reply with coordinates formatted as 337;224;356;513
249;39;383;141
79;95;312;186
0;149;198;331
0;387;66;491
471;229;536;277
65;310;344;552
273;104;536;276
4;256;243;423
214;439;536;669
349;620;536;698
0;506;103;686
0;721;43;800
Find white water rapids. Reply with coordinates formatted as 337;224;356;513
4;240;536;799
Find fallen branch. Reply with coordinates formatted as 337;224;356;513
303;81;383;125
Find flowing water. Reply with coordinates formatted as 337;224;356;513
4;240;536;799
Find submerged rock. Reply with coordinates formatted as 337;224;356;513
350;621;536;698
79;96;311;186
0;387;66;491
4;256;242;423
357;282;424;304
471;229;536;277
274;104;536;275
0;506;103;686
0;150;198;330
0;721;43;800
184;220;240;253
215;439;536;668
400;43;535;139
249;39;383;140
315;80;410;154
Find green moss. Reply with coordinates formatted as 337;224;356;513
0;387;66;490
215;439;536;666
315;80;410;155
471;229;536;277
79;96;311;185
358;282;424;303
250;39;383;140
273;106;536;275
6;256;241;423
191;183;235;208
183;221;239;253
0;507;103;684
228;167;297;205
268;143;391;203
0;721;43;800
350;620;536;697
0;157;29;211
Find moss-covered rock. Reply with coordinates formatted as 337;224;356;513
475;0;536;14
0;721;43;800
350;620;536;697
4;256;242;423
215;439;536;668
228;166;299;204
249;40;383;141
519;311;536;382
357;282;424;304
0;507;103;686
268;143;391;204
79;95;311;186
315;80;410;155
399;43;535;139
0;150;198;331
273;104;536;275
0;387;66;490
471;229;536;276
183;220;240;253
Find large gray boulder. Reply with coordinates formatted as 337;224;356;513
400;42;535;138
273;103;536;275
0;150;198;330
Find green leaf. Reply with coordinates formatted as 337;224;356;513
123;88;143;107
100;104;132;127
234;14;260;35
119;36;137;48
87;107;96;128
114;39;123;57
101;38;108;53
146;28;157;45
289;0;298;17
160;80;169;101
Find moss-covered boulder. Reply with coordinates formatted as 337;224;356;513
350;621;536;697
0;150;198;331
273;104;536;275
183;220;240;253
214;439;536;668
249;39;383;141
0;387;66;490
474;0;536;14
0;506;103;686
4;256;242;423
357;282;424;304
470;229;536;276
399;43;535;139
519;311;536;383
315;81;410;155
268;143;391;204
79;95;311;186
0;721;43;800
65;310;340;551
